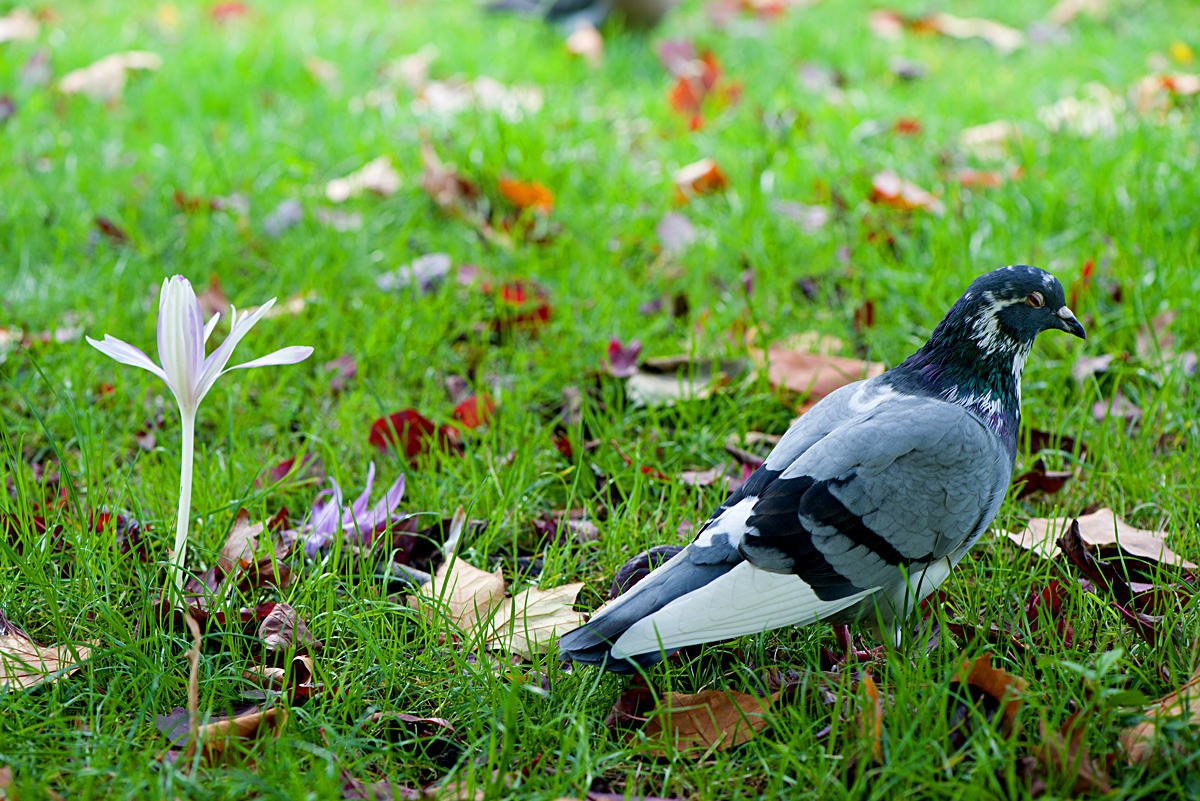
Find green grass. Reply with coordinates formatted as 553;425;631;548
3;0;1200;797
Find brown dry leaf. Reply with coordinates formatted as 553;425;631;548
1120;654;1200;765
673;158;728;202
0;7;38;43
258;602;322;652
326;156;401;202
244;655;314;691
866;10;904;40
413;558;506;635
1047;0;1107;25
638;690;774;757
624;356;746;407
959;120;1020;161
498;179;554;214
1038;714;1112;795
486;582;584;659
858;673;884;762
58;51;162;101
955;654;1028;733
218;509;263;576
870;171;945;216
184;705;287;766
0;611;92;691
0;764;11;793
304;55;339;89
748;330;885;412
566;23;603;68
925;13;1025;54
1009;508;1197;569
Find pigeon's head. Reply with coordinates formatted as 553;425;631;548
957;265;1086;354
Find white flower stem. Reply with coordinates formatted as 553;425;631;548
172;410;195;594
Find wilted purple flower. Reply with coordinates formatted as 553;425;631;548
288;462;408;557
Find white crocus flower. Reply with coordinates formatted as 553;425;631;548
86;275;313;590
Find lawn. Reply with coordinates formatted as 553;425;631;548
2;0;1200;797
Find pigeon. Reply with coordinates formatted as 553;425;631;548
558;265;1086;673
487;0;678;31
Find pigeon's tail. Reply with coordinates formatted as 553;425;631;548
557;548;735;674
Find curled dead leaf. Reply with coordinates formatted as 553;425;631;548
59;51;162;101
637;690;775;757
0;611;92;691
326;156;401;202
1008;508;1197;569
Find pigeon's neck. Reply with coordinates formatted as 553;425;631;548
888;303;1030;459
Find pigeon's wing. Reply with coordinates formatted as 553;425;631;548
738;395;1012;597
607;397;1009;659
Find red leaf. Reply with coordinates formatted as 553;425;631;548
606;338;642;378
210;1;248;21
452;394;495;429
369;409;442;462
94;216;130;245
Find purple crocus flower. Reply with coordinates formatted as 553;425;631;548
86;275;313;589
288;462;408;558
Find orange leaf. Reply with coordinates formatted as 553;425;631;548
870;170;945;216
673;158;728;202
637;690;774;757
498;179;554;213
954;654;1028;733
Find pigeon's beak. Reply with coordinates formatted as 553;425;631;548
1055;305;1086;339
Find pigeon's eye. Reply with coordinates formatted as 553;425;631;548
1025;292;1045;308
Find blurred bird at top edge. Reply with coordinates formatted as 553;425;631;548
487;0;679;30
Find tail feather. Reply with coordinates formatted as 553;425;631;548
557;548;735;673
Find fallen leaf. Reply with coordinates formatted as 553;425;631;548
369;409;452;462
323;354;357;393
955;654;1028;733
377;253;452;294
486;582;585;659
184;705;287;766
58;51;162;101
218;509;264;576
263;198;303;238
624;356;745;406
258;602;322;652
770;200;830;232
673;159;728;202
0;611;91;691
210;1;250;22
959;120;1020;161
866;10;904;40
655;212;696;253
1037;714;1112;795
304;55;340;89
413;558;506;635
0;8;38;43
1037;83;1124;139
498;179;554;214
869;171;945;216
857;673;884;762
326;156;401;202
420;144;487;224
1091;391;1142;423
452;394;494;429
606;338;642;378
94;216;131;245
1010;508;1197;569
565;23;603;68
749;332;885;411
1013;459;1074;500
637;690;774;757
1047;0;1107;25
925;13;1025;54
1120;652;1200;765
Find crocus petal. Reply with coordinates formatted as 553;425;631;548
343;462;376;529
203;312;221;344
86;335;169;382
223;346;314;373
364;473;406;530
193;298;277;402
308;480;345;536
156;276;207;412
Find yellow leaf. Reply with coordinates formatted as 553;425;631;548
413;559;506;635
486;582;584;659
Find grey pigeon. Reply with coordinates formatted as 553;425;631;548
558;265;1086;673
487;0;678;30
